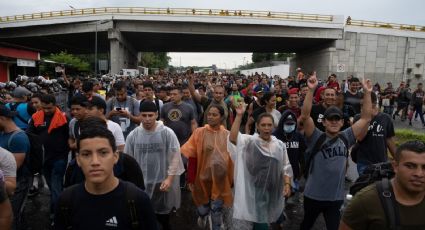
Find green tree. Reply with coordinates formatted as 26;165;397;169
139;52;170;69
46;51;90;72
252;53;274;63
275;53;295;61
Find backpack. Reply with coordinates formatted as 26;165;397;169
376;178;400;230
57;181;141;229
7;102;30;127
8;129;43;174
349;161;394;196
303;133;349;180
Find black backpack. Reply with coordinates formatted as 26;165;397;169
349;161;395;196
303;133;349;180
56;181;141;229
8;129;43;174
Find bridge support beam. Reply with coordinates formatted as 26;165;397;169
108;28;138;74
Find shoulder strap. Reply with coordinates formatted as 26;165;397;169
57;184;79;229
8;129;24;150
306;133;327;175
337;133;349;152
124;181;140;230
155;98;161;120
376;178;400;230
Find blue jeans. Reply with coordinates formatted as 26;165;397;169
356;162;369;176
43;159;66;215
197;199;224;230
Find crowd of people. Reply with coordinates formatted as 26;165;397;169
0;67;424;230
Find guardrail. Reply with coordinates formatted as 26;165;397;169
347;18;425;32
0;7;334;23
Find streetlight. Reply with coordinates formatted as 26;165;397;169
94;20;111;77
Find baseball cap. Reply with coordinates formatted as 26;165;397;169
0;104;17;118
12;87;31;98
324;106;343;120
288;88;299;95
283;114;297;125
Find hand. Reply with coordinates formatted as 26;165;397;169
362;77;373;93
283;184;291;197
188;183;194;192
188;74;194;84
160;177;173;192
119;109;130;118
307;72;318;90
235;100;246;115
108;110;120;117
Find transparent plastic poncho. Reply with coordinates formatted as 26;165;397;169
125;121;185;214
228;133;293;223
181;125;234;207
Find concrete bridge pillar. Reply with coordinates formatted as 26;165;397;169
108;28;138;74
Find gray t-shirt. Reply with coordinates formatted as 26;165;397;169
106;96;140;138
0;147;17;178
304;127;355;201
160;102;194;145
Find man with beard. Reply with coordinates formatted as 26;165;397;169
340;141;425;229
188;75;230;128
28;94;69;223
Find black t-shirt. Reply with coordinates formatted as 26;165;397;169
54;181;158;230
341;104;356;130
311;104;326;132
344;91;363;114
354;112;395;164
280;132;306;179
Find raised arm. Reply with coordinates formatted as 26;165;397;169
230;101;246;145
351;78;373;140
188;74;202;103
299;72;318;138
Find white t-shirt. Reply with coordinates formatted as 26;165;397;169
0;147;17;178
107;120;125;147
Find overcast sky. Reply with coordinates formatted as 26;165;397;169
1;0;424;68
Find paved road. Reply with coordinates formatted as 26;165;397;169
21;118;423;230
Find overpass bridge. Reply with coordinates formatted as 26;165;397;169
0;7;424;85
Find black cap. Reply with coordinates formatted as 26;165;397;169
139;101;157;113
283;114;297;125
0;104;17;118
324;106;343;120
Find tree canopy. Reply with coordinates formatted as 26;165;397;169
45;51;90;72
139;52;170;69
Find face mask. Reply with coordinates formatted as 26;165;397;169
283;124;296;133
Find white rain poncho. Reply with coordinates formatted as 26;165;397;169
125;121;185;214
227;133;293;223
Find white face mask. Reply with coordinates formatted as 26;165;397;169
283;124;296;133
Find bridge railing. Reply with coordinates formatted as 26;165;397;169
348;18;425;32
0;7;334;23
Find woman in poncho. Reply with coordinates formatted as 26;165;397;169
181;104;234;230
228;102;293;230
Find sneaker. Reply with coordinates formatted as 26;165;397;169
197;216;208;228
409;121;412;126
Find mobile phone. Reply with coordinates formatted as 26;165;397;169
116;107;122;111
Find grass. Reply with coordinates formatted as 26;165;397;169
394;129;425;146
